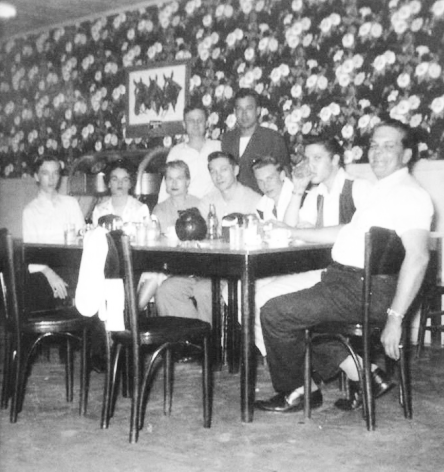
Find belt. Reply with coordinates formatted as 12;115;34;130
330;261;364;274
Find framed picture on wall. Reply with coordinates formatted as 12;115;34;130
125;60;190;138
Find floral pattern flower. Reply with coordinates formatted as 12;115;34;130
0;0;443;177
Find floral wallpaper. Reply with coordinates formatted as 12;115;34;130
1;0;444;178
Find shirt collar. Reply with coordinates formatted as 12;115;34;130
278;177;294;205
256;177;293;213
317;167;346;196
373;167;409;190
36;191;62;206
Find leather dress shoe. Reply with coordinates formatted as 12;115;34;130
335;368;395;411
255;390;323;413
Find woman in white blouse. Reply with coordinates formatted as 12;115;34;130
92;159;149;225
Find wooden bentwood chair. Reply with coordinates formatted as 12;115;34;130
416;237;444;357
0;228;91;422
304;226;415;431
101;231;212;444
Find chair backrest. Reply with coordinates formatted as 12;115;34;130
365;226;405;278
107;231;140;342
363;227;406;327
0;228;20;332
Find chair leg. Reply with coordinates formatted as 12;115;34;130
363;337;375;431
79;327;89;416
65;338;74;403
109;343;123;421
17;338;39;415
121;347;132;398
129;343;141;445
138;344;169;434
10;348;20;423
1;335;12;409
416;299;430;358
164;347;173;416
304;329;312;419
202;335;212;428
398;346;412;419
101;332;114;429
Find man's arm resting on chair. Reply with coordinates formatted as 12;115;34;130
381;229;430;360
41;266;69;299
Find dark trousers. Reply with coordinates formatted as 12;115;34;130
27;273;106;358
27;272;57;311
261;264;397;394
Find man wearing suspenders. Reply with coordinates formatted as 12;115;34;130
252;136;372;359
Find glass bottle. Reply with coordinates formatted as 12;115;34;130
207;204;219;240
146;215;161;242
243;213;259;246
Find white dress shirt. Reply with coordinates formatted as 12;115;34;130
23;192;85;272
299;168;372;227
256;177;294;221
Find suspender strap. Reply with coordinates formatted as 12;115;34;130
339;179;356;224
315;195;324;228
316;179;356;227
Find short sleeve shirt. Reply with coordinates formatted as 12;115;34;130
332;168;434;268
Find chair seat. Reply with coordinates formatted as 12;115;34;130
312;321;382;338
23;307;90;334
113;316;211;345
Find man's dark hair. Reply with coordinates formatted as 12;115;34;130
207;151;238;168
163;159;191;180
183;103;208;120
251;155;283;173
234;88;261;108
103;158;136;186
303;135;345;167
33;154;61;175
372;118;419;167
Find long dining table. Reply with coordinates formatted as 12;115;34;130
23;237;332;423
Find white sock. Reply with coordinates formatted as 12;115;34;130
286;381;318;403
339;355;379;381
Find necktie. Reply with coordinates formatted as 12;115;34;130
315;195;324;228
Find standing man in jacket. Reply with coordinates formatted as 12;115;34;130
222;88;290;194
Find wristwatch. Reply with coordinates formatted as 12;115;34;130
387;308;404;319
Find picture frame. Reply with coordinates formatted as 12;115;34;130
125;60;190;138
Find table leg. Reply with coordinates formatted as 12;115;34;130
211;277;222;371
240;256;256;422
227;279;240;373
